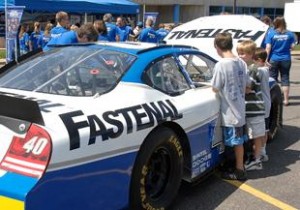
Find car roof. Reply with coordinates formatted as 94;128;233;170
58;41;200;56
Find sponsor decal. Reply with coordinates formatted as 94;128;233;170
192;150;212;176
59;100;183;150
167;28;264;41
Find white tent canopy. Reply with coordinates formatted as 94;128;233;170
165;15;269;61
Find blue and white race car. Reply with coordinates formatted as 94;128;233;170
0;42;282;210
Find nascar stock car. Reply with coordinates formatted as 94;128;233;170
0;42;282;210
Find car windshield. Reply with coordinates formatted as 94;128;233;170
0;46;136;96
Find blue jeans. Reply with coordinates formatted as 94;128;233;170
269;60;291;86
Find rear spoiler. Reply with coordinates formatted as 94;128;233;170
0;94;44;126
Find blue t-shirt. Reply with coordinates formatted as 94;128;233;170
138;27;158;43
156;28;169;42
98;34;109;41
44;31;77;51
118;25;132;41
19;32;29;53
265;28;295;61
105;22;120;42
50;26;69;39
38;34;51;48
30;31;43;50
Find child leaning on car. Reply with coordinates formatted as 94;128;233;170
211;32;249;181
236;40;268;171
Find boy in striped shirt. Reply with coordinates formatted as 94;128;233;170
237;40;266;171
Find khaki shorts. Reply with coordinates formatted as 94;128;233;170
246;116;266;139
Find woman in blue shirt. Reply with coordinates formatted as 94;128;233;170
19;24;29;55
38;22;53;48
29;21;43;51
266;16;295;106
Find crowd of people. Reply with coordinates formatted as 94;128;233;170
212;15;295;181
18;11;173;54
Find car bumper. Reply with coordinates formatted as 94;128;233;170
0;196;24;210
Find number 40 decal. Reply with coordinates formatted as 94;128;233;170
23;136;48;155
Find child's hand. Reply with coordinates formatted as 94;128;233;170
265;61;271;68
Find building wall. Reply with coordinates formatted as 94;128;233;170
134;0;293;25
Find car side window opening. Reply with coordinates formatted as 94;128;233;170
0;47;136;96
178;54;215;87
145;57;190;95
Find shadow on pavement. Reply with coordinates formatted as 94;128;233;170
247;124;300;179
171;124;300;210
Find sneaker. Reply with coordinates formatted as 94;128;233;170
222;169;247;181
260;154;269;162
245;159;263;171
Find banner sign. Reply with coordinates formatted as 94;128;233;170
144;12;159;26
6;6;24;63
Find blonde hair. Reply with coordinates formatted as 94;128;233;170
56;11;69;23
236;40;257;55
44;22;53;36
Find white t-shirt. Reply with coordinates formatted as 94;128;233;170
211;57;248;127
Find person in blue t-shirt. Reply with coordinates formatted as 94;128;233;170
260;15;273;49
265;16;295;106
116;16;133;42
38;22;53;48
29;21;43;51
103;13;120;42
156;23;170;42
19;23;29;55
43;23;98;51
50;11;70;39
138;18;158;43
93;20;109;41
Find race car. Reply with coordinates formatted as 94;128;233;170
0;42;282;210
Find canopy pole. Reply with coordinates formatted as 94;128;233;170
143;4;146;24
84;12;87;24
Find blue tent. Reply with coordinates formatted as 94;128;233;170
1;0;140;14
0;0;15;10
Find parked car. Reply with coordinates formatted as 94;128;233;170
0;42;282;210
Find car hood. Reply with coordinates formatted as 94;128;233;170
165;14;269;61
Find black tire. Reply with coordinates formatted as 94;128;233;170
129;127;183;210
269;84;283;142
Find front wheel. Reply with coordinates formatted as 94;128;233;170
129;127;183;210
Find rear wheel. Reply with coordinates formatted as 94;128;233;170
269;84;283;142
129;127;183;210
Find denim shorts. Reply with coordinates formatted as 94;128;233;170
269;60;291;86
222;125;248;147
